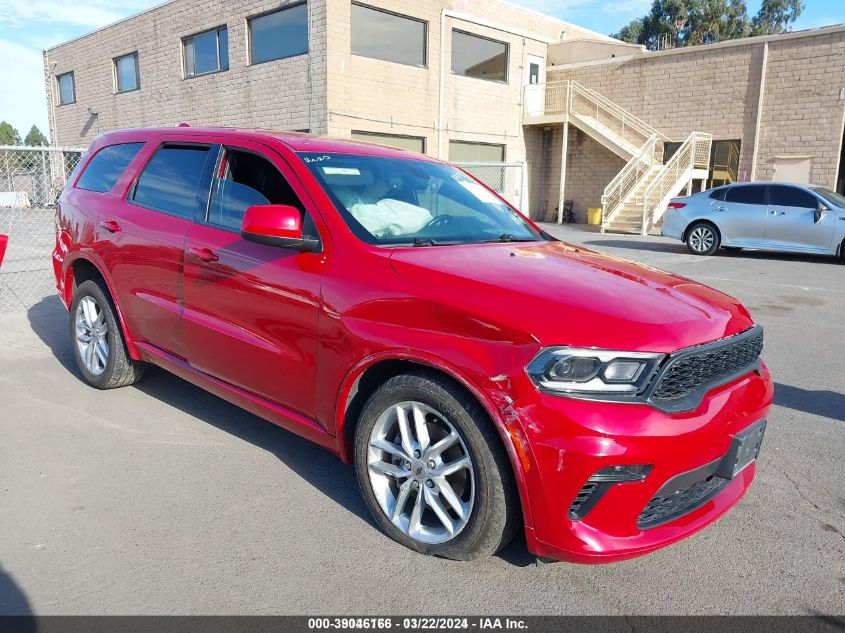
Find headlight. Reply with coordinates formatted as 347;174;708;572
526;347;665;395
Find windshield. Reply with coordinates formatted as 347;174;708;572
299;152;542;246
811;187;845;208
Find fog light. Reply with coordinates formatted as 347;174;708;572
588;464;652;483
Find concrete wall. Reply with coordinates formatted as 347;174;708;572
45;0;329;146
546;27;845;194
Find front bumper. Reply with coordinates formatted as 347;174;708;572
505;361;772;563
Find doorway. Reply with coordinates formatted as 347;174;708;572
523;54;545;117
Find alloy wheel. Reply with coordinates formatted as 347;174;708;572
689;226;715;253
75;295;110;376
367;401;475;544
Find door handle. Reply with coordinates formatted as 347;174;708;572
769;211;786;216
190;247;219;263
715;206;727;212
99;220;122;233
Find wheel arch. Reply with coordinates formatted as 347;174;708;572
64;254;141;360
683;218;722;244
335;353;535;530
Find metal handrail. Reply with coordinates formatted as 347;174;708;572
569;82;670;144
641;132;712;232
601;134;659;225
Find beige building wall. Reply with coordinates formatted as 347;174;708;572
45;0;329;146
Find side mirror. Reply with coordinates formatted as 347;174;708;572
241;204;320;252
815;202;829;224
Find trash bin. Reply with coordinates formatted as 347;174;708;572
587;208;602;225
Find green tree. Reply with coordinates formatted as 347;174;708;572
613;0;802;50
24;125;48;146
751;0;804;35
0;121;22;146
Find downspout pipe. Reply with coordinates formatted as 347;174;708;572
750;41;768;181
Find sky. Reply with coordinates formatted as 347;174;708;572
0;0;842;143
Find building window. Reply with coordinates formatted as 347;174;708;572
184;27;229;77
351;4;426;67
448;140;505;162
351;131;426;154
249;3;309;65
451;30;508;83
114;53;140;93
57;72;75;105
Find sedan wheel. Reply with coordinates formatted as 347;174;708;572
367;401;474;544
686;223;720;256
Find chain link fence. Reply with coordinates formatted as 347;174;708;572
454;162;528;213
0;146;85;313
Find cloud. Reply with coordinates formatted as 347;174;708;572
0;39;48;139
0;0;160;28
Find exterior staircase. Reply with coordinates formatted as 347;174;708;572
523;79;712;235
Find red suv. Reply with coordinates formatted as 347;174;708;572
54;128;772;563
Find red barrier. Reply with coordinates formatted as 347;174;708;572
0;234;7;268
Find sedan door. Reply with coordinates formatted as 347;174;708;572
717;184;769;245
765;185;836;251
181;141;327;420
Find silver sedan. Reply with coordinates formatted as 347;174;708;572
661;182;845;258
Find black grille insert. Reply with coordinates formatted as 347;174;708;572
568;481;602;520
650;327;764;405
637;476;728;529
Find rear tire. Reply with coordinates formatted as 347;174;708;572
69;279;145;389
686;222;720;256
353;370;519;560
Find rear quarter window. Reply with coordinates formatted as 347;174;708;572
76;142;145;193
708;188;727;201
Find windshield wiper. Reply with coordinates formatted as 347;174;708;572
483;234;535;243
413;237;440;247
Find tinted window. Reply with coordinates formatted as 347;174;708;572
725;185;766;205
709;188;727;201
452;30;508;82
57;72;75;105
208;149;313;236
351;131;425;153
249;4;308;64
769;185;817;209
184;27;228;76
133;145;211;218
115;53;139;92
351;4;426;67
76;143;144;193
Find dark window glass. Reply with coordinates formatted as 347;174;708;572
529;62;539;84
725;185;766;205
351;4;426;67
57;72;75;105
184;27;228;77
249;4;308;65
115;53;139;92
769;185;817;209
709;188;727;201
208;149;310;235
451;30;508;82
133;145;211;218
76;143;144;193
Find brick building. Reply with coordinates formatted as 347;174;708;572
43;2;845;232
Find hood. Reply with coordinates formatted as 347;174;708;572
388;240;754;353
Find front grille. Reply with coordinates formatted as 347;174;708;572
637;476;728;529
651;328;764;403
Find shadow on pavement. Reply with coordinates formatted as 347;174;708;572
0;564;33;619
24;296;533;565
774;383;845;423
581;239;687;254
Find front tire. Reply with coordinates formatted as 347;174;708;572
686;222;720;256
354;371;519;560
69;279;145;389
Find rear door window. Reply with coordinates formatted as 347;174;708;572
132;145;213;218
725;185;766;205
207;148;318;239
76;142;145;193
769;185;817;209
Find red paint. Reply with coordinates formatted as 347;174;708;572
54;127;773;563
0;234;7;268
242;204;302;239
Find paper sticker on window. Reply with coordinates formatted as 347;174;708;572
322;167;361;176
458;179;501;205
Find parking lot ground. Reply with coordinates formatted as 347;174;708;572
0;226;843;615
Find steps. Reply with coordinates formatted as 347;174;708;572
604;165;662;234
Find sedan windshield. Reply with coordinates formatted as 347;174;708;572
811;187;845;208
299;152;542;246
